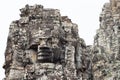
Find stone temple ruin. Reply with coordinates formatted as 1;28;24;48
3;0;120;80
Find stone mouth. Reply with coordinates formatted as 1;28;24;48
37;47;53;62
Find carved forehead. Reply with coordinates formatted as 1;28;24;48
39;29;52;38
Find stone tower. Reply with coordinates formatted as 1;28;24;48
92;0;120;79
3;5;92;80
4;0;120;80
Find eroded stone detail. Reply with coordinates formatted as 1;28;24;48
3;5;91;80
4;0;120;80
93;0;120;79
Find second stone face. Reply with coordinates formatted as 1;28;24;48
93;0;120;80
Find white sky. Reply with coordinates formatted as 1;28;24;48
0;0;109;79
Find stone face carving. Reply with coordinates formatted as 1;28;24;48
92;0;120;80
4;0;120;79
3;4;92;80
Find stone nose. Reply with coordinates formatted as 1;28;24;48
40;40;47;47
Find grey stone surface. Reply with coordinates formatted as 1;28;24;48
3;5;91;80
4;0;120;80
93;0;120;79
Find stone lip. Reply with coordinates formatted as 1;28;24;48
37;47;53;63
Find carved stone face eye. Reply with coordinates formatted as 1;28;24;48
47;37;52;46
